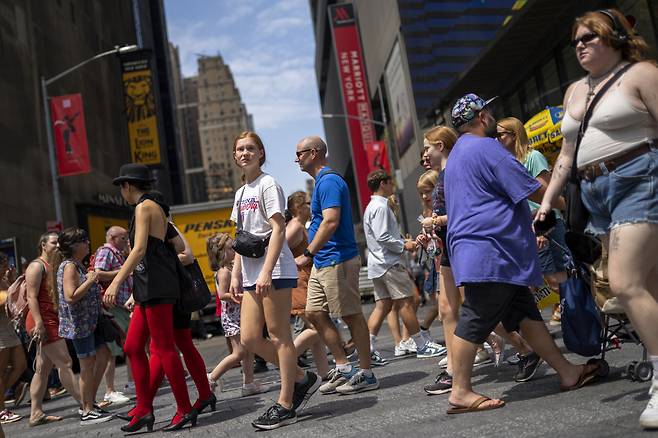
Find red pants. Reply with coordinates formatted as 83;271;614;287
124;304;192;417
147;328;212;403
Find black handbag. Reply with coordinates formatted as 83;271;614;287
564;63;634;233
95;313;122;345
176;259;212;313
232;186;270;258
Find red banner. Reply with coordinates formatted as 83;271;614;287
329;3;389;212
50;94;91;176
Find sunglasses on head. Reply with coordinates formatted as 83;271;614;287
571;32;598;48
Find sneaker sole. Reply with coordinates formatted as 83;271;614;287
424;387;452;395
80;415;114;425
371;361;388;367
296;377;322;413
0;416;22;424
514;358;544;382
252;416;298;430
417;349;448;359
336;382;380;395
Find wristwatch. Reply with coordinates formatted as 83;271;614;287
303;248;315;258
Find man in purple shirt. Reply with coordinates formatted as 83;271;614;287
443;94;604;414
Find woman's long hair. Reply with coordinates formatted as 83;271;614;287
50;228;89;310
424;125;458;151
207;233;233;271
497;117;531;162
573;9;653;64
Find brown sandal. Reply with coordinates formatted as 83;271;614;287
560;361;602;392
29;414;62;427
447;396;506;414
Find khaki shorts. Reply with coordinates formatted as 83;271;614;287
306;256;362;318
372;264;414;301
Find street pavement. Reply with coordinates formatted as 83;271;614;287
4;303;655;437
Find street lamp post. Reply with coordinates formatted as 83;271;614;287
42;44;138;225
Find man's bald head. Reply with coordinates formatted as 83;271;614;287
298;136;327;157
106;226;129;250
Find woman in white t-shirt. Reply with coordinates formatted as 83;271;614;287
229;131;320;430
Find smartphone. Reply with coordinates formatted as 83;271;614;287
534;209;557;236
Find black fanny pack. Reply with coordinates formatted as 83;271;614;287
232;186;271;258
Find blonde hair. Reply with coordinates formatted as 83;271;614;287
497;117;530;162
206;233;233;271
573;9;654;64
417;170;439;193
424;125;458;151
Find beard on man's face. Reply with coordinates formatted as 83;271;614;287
483;113;498;138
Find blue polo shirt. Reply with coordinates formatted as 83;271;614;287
308;167;359;268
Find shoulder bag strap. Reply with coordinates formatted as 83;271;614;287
236;186;246;231
570;63;634;182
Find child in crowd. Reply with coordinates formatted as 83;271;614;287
206;233;267;397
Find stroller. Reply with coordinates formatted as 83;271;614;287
563;231;652;382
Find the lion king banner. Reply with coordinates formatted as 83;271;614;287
120;50;161;165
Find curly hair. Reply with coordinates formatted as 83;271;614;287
207;233;233;271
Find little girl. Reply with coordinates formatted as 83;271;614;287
206;233;267;397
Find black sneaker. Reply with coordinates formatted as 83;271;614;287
424;370;452;395
252;403;297;430
80;409;113;425
514;352;544;382
292;371;321;412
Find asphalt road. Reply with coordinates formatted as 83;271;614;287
4;303;655;437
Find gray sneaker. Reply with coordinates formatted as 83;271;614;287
319;368;352;394
335;370;379;395
370;350;388;367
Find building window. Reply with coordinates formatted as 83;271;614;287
541;57;562;107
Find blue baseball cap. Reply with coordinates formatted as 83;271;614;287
451;93;498;129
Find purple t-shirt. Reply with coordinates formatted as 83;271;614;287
444;133;543;287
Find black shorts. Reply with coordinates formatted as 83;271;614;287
454;282;542;344
437;229;451;267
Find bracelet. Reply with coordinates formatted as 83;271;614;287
303;248;315;258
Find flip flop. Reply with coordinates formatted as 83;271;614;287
28;414;62;427
560;361;602;392
446;396;506;414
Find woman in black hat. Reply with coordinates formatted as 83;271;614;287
103;164;194;432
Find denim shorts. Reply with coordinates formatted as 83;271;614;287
70;331;105;359
580;148;658;235
538;218;570;274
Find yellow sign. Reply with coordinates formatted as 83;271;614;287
122;55;161;165
533;280;560;310
171;207;235;293
524;106;564;166
87;214;130;254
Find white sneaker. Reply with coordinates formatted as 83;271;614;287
438;356;449;369
122;382;136;394
473;349;492;366
402;338;417;353
242;382;269;397
394;344;408;357
417;341;447;358
103;391;130;405
640;380;658;429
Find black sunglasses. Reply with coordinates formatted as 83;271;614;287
571;32;598;48
295;148;315;159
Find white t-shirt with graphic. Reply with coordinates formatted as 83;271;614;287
230;173;298;287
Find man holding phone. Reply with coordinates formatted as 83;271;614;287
442;94;604;414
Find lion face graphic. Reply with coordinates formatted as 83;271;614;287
124;75;156;122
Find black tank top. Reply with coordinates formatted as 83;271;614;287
129;194;180;305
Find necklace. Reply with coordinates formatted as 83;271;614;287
586;61;625;102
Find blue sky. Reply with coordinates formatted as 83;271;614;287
163;0;324;196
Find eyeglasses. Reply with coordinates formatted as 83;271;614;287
571;32;598;48
295;148;315;159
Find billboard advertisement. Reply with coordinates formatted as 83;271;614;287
50;93;91;176
120;50;162;165
328;3;389;212
384;40;415;156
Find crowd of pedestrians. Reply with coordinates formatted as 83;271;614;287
0;7;657;433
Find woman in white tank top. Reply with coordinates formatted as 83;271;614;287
537;9;658;430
